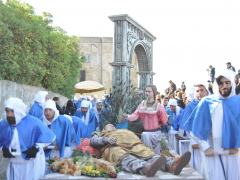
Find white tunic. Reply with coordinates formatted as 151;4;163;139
6;128;46;180
189;138;203;175
198;102;240;180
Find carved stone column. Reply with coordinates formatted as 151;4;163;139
109;14;156;114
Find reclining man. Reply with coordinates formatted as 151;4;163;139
90;123;191;177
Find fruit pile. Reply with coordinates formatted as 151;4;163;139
49;155;117;178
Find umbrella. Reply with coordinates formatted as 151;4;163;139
74;80;105;93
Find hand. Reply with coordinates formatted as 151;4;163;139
192;144;200;149
107;137;117;145
119;113;128;122
2;147;15;158
204;148;214;156
24;146;39;158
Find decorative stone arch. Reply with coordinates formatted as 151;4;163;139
109;14;156;97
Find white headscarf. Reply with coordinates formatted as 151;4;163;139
81;100;91;108
215;69;236;98
4;97;27;125
43;99;59;125
34;91;48;107
80;100;90;125
168;98;181;116
168;98;178;107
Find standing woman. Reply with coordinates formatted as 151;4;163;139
124;85;168;154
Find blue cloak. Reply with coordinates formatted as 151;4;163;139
180;99;199;132
73;109;98;145
48;115;76;157
166;107;184;131
0;115;55;159
28;102;44;121
192;95;240;148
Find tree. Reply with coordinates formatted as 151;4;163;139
0;0;84;97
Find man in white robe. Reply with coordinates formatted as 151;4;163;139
0;97;55;180
191;70;240;180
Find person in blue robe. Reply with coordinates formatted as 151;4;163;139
181;84;209;132
43;100;76;158
178;83;208;175
29;91;48;121
0;97;55;180
73;100;98;144
190;70;240;180
165;98;183;132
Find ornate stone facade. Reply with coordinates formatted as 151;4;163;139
79;14;155;99
109;14;156;96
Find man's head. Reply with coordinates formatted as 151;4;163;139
96;100;103;111
4;97;27;125
226;62;232;68
104;123;116;131
81;100;90;115
216;76;232;97
44;100;58;121
194;84;209;100
168;98;177;112
216;69;236;98
5;108;16;125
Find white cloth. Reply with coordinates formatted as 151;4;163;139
81;110;90;126
168;98;177;107
80;100;91;125
33;91;48;107
43;99;59;123
81;100;90;108
43;100;72;159
189;138;203;175
7;128;46;180
197;102;240;180
4;97;27;125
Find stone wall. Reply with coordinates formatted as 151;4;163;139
0;80;68;115
79;37;138;93
79;37;113;93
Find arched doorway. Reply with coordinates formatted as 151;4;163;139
109;14;156;97
109;15;156;116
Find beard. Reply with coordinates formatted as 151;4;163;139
219;87;232;97
7;116;16;125
82;111;87;116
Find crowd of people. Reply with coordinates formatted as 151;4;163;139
0;61;240;180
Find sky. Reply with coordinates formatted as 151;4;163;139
19;0;240;93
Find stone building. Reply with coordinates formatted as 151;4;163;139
79;37;138;93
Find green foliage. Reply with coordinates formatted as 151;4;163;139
0;0;84;97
